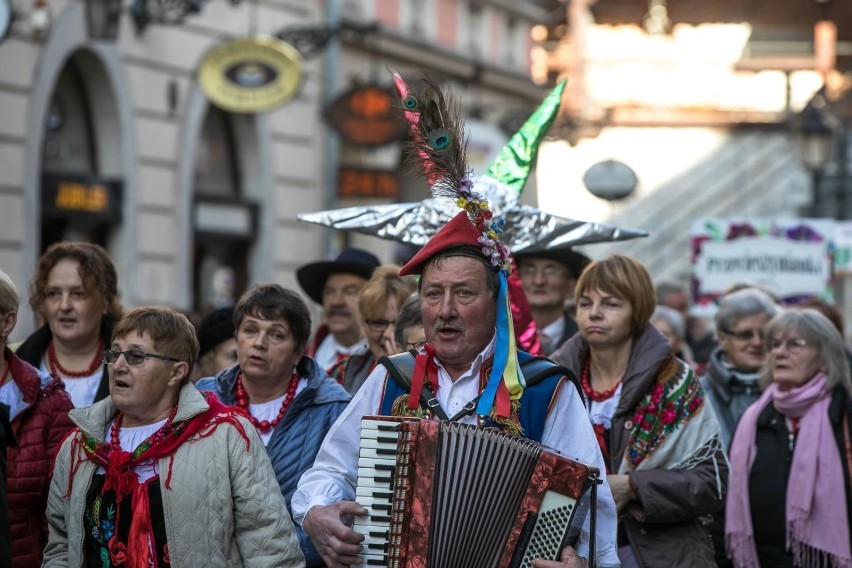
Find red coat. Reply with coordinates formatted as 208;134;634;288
4;347;74;568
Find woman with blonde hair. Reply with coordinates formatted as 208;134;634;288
330;265;417;394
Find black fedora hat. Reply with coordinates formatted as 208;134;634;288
296;247;381;304
514;247;591;279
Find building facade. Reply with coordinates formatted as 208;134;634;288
0;0;548;341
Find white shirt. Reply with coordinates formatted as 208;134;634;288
314;335;369;371
40;359;102;408
292;336;620;566
541;316;567;346
248;378;308;445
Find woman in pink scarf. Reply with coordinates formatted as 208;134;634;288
726;309;852;568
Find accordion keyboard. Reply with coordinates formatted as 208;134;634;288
353;418;403;567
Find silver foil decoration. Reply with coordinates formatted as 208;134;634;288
298;174;648;252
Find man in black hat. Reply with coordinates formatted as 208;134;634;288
516;248;590;355
297;247;381;372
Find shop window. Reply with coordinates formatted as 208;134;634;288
192;107;256;315
40;54;119;251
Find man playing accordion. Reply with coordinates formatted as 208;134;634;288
293;214;619;568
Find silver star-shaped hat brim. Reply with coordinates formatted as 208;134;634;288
297;175;647;252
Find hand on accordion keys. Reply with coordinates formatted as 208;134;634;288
302;500;368;568
531;545;590;568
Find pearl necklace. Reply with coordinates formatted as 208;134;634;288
47;339;104;378
235;372;299;432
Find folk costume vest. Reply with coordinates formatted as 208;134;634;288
377;350;581;443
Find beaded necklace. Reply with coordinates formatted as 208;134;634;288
581;356;621;402
48;338;104;379
109;403;180;456
235;371;299;432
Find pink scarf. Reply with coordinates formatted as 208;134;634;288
725;373;851;568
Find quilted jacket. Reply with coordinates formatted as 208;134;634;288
197;356;351;567
42;382;305;568
3;346;74;568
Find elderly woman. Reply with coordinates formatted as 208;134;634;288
701;288;781;449
0;269;75;567
650;304;694;366
17;242;122;407
196;284;350;567
553;254;726;568
394;292;425;353
330;265;416;394
726;309;852;568
43;306;303;566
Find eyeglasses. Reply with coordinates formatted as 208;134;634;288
519;265;567;279
721;328;763;341
769;338;812;353
405;341;427;351
102;349;181;366
364;319;395;332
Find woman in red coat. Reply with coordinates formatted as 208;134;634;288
0;270;74;567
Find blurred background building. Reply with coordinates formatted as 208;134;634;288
0;0;548;339
531;0;852;311
1;0;851;339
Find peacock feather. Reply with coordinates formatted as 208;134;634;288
392;73;470;202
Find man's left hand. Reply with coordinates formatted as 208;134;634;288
531;546;589;568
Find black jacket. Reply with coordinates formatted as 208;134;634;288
15;315;115;404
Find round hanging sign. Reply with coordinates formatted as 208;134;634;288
582;160;638;201
198;36;303;114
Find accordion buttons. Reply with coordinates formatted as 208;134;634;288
624;420;633;430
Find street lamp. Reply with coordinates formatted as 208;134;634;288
790;96;835;216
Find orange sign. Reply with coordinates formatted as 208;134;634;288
326;84;407;146
338;168;399;198
42;174;122;222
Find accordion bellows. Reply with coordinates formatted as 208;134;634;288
354;417;599;568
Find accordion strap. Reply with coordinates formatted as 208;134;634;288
379;351;583;420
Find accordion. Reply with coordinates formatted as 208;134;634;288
353;417;599;568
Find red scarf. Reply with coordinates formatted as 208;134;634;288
408;344;440;410
71;392;251;568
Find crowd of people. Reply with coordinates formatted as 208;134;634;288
0;76;849;568
0;229;846;567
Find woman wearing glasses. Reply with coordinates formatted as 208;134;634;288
16;242;122;408
43;306;304;567
552;254;725;568
330;266;417;394
394;293;426;353
726;309;852;568
701;288;781;449
195;284;350;567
